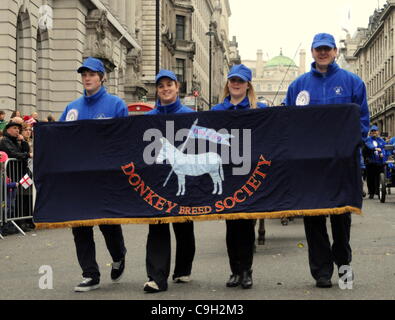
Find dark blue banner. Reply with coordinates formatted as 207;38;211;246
33;104;363;229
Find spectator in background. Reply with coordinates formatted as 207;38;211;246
10;110;21;119
47;114;56;122
0;110;8;131
31;112;40;123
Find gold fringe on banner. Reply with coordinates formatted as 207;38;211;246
34;206;362;230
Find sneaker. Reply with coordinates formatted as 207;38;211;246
111;258;125;282
173;275;191;283
143;281;161;293
74;277;100;292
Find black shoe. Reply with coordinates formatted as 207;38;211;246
74;277;100;292
241;270;253;289
111;257;125;282
316;277;332;288
369;194;374;199
226;274;241;287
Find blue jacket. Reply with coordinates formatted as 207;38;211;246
211;96;268;111
284;62;370;139
146;97;195;114
364;136;387;165
59;86;128;121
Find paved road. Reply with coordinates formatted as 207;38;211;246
1;192;394;301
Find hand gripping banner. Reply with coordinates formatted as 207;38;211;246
33;104;363;229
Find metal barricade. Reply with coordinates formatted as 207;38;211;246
0;162;5;239
2;158;34;236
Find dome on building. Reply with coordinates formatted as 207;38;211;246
264;50;297;68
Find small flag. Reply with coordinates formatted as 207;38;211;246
190;125;234;146
19;174;33;189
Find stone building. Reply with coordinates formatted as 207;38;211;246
140;0;233;110
243;49;306;106
0;0;143;119
0;0;235;119
340;0;395;136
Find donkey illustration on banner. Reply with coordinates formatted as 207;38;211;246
156;137;224;196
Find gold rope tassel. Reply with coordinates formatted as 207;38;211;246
34;206;362;230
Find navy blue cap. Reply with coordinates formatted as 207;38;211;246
227;64;252;82
312;33;336;49
370;125;379;131
155;69;178;83
77;57;105;73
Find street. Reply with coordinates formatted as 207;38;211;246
1;191;395;301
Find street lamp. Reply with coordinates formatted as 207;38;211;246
205;22;214;108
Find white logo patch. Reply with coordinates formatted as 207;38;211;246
65;109;78;121
334;86;343;95
296;90;310;106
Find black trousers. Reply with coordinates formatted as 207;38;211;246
303;213;351;280
72;225;126;279
226;219;255;275
366;163;383;196
146;222;195;290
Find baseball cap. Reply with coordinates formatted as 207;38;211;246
312;33;336;49
77;57;105;73
227;64;252;82
155;69;178;83
370;125;379;132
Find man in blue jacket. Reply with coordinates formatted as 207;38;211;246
60;57;128;292
364;125;386;199
284;33;370;288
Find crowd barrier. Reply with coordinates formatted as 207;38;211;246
0;158;35;238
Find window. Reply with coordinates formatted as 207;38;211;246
175;58;186;94
176;15;185;40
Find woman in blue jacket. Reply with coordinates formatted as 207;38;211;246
143;70;196;293
212;64;267;289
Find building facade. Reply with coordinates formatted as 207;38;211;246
0;0;143;119
243;49;306;106
0;0;235;119
140;0;233;110
341;0;395;136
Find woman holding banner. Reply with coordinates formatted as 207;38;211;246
143;69;196;293
212;64;267;289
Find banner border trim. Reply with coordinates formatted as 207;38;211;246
34;206;362;229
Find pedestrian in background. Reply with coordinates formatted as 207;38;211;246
143;69;196;293
364;125;386;199
59;57;128;292
284;33;370;288
211;64;267;289
0;110;7;131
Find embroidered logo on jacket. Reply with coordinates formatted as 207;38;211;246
296;90;310;106
66;109;78;121
334;86;344;95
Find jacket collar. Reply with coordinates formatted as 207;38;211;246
83;86;106;104
155;97;183;114
3;132;18;143
311;61;340;77
223;96;251;110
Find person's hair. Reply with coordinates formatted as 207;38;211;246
221;80;258;109
10;110;21;118
0;110;5;115
47;114;55;122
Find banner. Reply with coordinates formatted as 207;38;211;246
33;104;363;229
